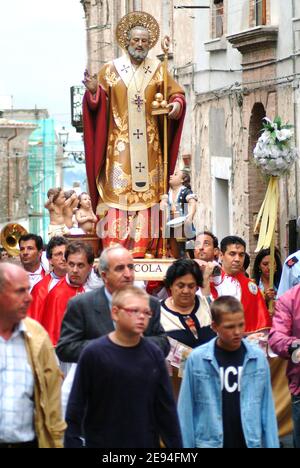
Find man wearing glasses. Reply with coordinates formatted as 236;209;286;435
56;245;170;363
64;286;182;448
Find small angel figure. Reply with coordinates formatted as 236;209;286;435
45;188;70;239
75;192;98;234
64;190;79;229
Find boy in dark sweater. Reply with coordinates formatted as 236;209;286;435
64;286;182;448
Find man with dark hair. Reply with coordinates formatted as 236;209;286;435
220;235;246;253
56;245;170;363
178;295;279;448
194;231;219;262
41;241;94;346
0;247;10;261
210;236;271;333
193;231;220;294
28;237;69;322
19;234;46;292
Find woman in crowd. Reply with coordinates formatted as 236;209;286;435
253;248;282;307
161;259;215;349
161;259;215;400
161;259;216;400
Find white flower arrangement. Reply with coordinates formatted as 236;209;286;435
253;117;298;176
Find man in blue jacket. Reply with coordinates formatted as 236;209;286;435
178;296;279;448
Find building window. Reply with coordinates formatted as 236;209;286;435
213;0;224;38
255;0;266;26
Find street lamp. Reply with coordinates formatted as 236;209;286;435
58;126;69;148
58;126;85;164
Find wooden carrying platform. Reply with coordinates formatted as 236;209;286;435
63;234;101;258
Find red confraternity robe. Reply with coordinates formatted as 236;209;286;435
211;271;272;333
28;274;52;322
28;273;63;323
41;277;85;346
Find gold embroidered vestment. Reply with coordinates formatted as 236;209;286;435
96;57;184;212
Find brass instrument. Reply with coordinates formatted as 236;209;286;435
0;223;28;256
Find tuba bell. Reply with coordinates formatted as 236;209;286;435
0;223;28;257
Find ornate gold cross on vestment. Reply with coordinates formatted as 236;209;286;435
131;94;145;112
133;129;144;140
121;65;130;74
136;162;146;173
143;65;152;75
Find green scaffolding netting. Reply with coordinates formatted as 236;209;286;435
27;118;56;242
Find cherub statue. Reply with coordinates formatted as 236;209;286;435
45;188;70;239
64;190;79;229
75;192;98;234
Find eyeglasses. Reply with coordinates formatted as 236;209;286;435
52;252;65;258
118;306;153;318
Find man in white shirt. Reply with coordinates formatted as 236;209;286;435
0;262;65;448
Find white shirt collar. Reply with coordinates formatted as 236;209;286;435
29;264;43;276
10;320;27;340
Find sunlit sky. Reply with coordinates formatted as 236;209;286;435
0;0;87;137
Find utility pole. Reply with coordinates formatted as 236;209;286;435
162;0;170;38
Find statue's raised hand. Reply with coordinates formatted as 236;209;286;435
82;69;98;94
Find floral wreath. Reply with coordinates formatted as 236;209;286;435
253;116;298;177
254;116;299;253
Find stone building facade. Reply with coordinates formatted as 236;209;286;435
81;0;300;259
0;118;36;232
2;108;62;241
192;0;300;259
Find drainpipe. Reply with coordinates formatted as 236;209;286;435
7;129;18;221
162;0;170;37
292;0;299;221
133;0;142;11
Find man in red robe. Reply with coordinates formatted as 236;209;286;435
41;241;94;346
82;12;186;257
28;237;68;322
210;236;271;334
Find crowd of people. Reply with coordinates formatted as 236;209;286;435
1;9;299;450
0;227;299;449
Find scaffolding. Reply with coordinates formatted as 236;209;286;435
27;118;56;242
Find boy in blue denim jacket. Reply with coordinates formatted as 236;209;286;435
178;296;279;448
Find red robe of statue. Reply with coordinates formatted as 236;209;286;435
41;277;85;346
211;271;272;333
